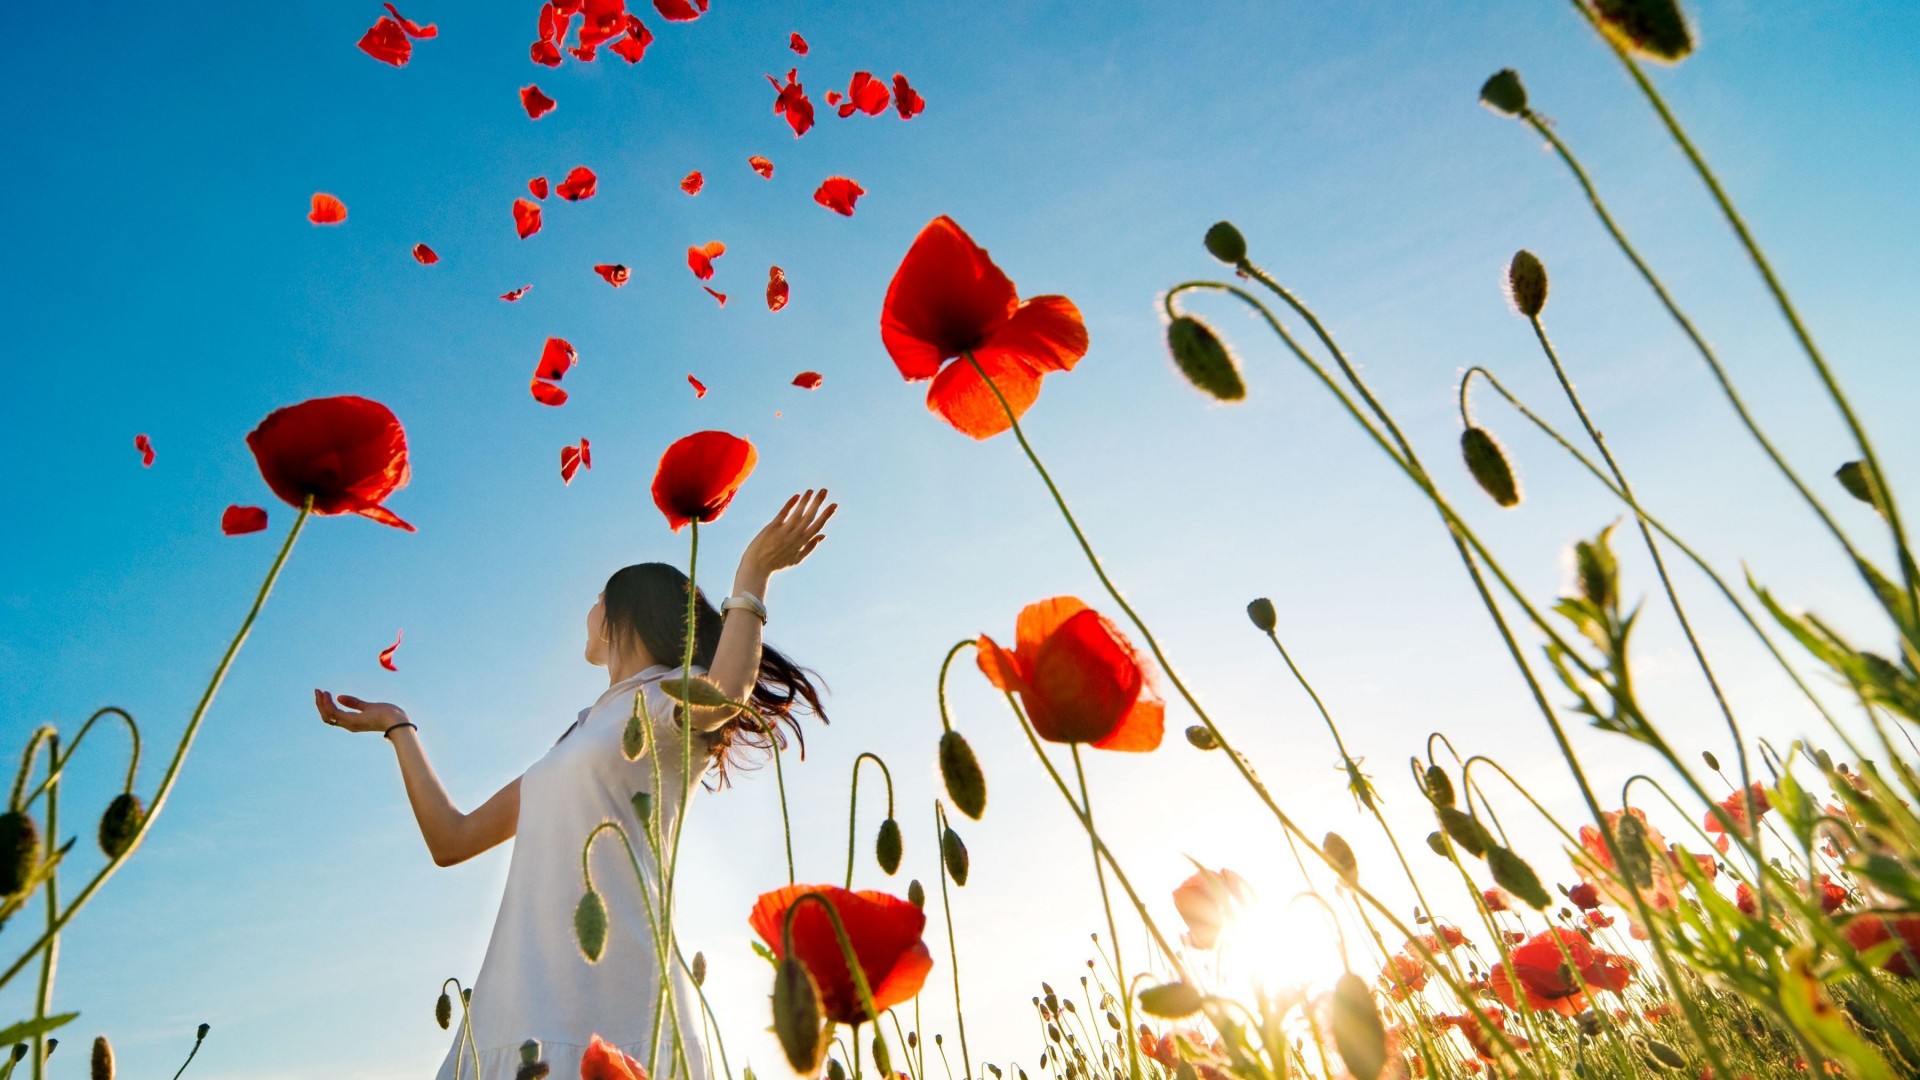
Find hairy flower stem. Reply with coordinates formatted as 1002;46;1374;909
846;752;895;888
30;737;58;1080
1;500;311;993
1068;745;1141;1080
932;803;973;1080
441;977;482;1080
18;708;141;811
584;820;690;1079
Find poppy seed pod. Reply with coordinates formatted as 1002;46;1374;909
574;889;609;962
632;791;653;825
1646;1038;1687;1069
876;818;903;875
1;810;38;897
908;879;926;907
1487;846;1551;910
1506;250;1548;317
772;956;828;1073
435;991;452;1030
1479;69;1528;116
1184;725;1219;751
1322;832;1359;887
939;730;987;820
1246;597;1277;633
1461;428;1521;508
91;1036;113;1080
1137;981;1204;1019
828;1058;849;1080
1166;316;1246;403
97;792;145;859
1203;222;1247;266
1592;0;1693;63
942;826;970;886
1330;974;1387;1080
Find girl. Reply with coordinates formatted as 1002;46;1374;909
313;490;836;1080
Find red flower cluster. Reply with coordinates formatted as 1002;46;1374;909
978;597;1163;751
1488;928;1633;1016
530;0;654;67
246;396;413;530
651;431;756;532
749;884;933;1024
1844;913;1920;979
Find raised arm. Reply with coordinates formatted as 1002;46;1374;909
313;689;519;867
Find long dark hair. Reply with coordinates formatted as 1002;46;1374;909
601;561;827;784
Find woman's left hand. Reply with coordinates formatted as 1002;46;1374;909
740;489;836;580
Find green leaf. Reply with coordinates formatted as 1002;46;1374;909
0;1013;78;1046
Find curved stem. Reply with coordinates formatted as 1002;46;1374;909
846;752;895;889
18;708;141;810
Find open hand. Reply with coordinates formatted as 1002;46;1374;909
314;689;409;735
741;489;836;578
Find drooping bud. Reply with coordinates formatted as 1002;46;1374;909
827;1058;848;1080
1137;982;1204;1019
1614;812;1655;887
1425;831;1450;858
1486;845;1551;910
1506;250;1548;317
1591;0;1694;64
691;951;708;987
872;1033;894;1076
1478;69;1528;116
195;1024;210;1042
1322;832;1359;888
876;817;904;875
10;1043;27;1063
516;1038;551;1080
435;990;452;1030
1423;765;1456;808
907;878;926;907
1702;750;1721;771
1166;316;1246;402
772;957;829;1074
1246;598;1277;633
1203;222;1247;266
660;676;735;709
98;793;145;859
0;810;39;896
1184;725;1219;751
942;825;970;886
91;1035;114;1080
574;889;609;962
1329;973;1387;1080
939;731;987;820
622;713;647;760
1645;1038;1688;1069
631;790;653;824
1437;807;1493;858
1461;428;1521;508
1836;460;1885;512
45;1039;58;1059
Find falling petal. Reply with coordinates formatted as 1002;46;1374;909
513;198;543;238
529;176;549;200
766;69;815;138
530;378;569;406
702;286;727;307
412;243;438;264
609;17;653;62
766;265;789;312
748;155;774;179
680;170;705;196
221;505;269;535
501;285;532;302
308;193;347;225
653;0;706;21
792;371;823;390
556;165;598;201
892;73;925;119
357;18;412;66
134;433;155;467
521;84;557;119
687;241;726;281
561;438;592;485
594;263;630;286
812;176;864;216
688;374;708;398
382;3;436;37
379;629;403;672
836;71;889;118
789;31;808;55
536;337;578;381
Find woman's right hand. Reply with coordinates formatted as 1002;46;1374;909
314;689;409;735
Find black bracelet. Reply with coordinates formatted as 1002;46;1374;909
383;721;418;740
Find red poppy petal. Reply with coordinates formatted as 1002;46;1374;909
529;176;549;200
536;337;577;380
521;84;557;119
879;216;1019;381
609;17;653;63
971;294;1089;376
594;263;630;286
1012;597;1092;663
791;371;822;390
556;165;598;201
531;39;562;66
513;198;543;238
651;430;756;531
412;243;438;264
134;433;155;467
892;73;925;119
974;635;1028;694
308;193;348;225
530;378;569;406
221;505;269;535
789;31;808;55
653;0;705;20
843;71;889;116
686;241;725;280
378;629;403;671
748;155;774;179
1027;609;1145;745
702;286;728;307
766;266;789;312
562;441;590;485
501;285;532;302
580;1035;645;1080
766;70;815;138
812;176;864;216
382;3;436;38
357;18;412;66
678;170;706;196
925;345;1042;440
688;374;707;398
1090;685;1164;753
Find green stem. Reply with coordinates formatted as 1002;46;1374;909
933;803;973;1080
846;752;895;889
30;736;58;1080
1068;745;1140;1080
18;708;140;810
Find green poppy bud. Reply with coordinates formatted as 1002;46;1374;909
1461;427;1521;508
1330;973;1387;1080
1614;813;1655;888
1322;832;1358;888
939;731;987;820
1645;1038;1687;1069
1423;765;1456;808
1574;525;1620;610
1591;0;1693;63
574;889;609;963
1702;750;1720;771
1506;250;1548;317
872;1033;893;1076
1203;222;1247;266
1487;845;1551;909
773;957;828;1074
1246;598;1277;633
1166;316;1245;403
10;1044;27;1063
1836;460;1885;511
828;1058;848;1080
908;878;926;907
692;951;708;987
195;1024;210;1042
876;817;903;875
1425;831;1450;858
98;793;145;859
1438;807;1492;858
622;714;647;761
661;676;735;709
1184;725;1219;751
0;810;38;897
45;1039;58;1059
91;1036;114;1080
1138;982;1204;1019
1479;69;1528;116
436;991;452;1030
942;826;970;887
520;1039;543;1067
631;790;653;824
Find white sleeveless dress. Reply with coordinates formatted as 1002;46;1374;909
434;664;714;1080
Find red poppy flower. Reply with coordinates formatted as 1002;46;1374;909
1705;783;1771;835
1438;1010;1526;1062
687;241;725;280
246;396;413;530
529;176;549;200
357;17;412;66
134;433;155;467
412;243;438;265
748;884;933;1024
766;69;814;137
653;0;705;20
595;263;630;286
892;73;925;119
513;198;542;239
501;285;532;302
1844;913;1920;978
702;286;727;307
580;1034;647;1080
766;266;789;312
1817;874;1849;914
556;166;598;201
609;16;652;62
789;31;808;54
688;374;707;399
530;380;568;406
835;72;890;118
748;155;774;179
1172;867;1253;951
221;505;268;535
1567;883;1600;910
382;3;436;38
1488;929;1627;1016
1585;909;1615;929
1381;952;1429;1001
1481;888;1509;913
791;371;822;390
561;437;592;485
680;170;704;195
880;215;1089;440
521;84;557;119
978;597;1163;751
308;193;347;225
651;430;756;531
812;176;864;216
379;629;403;672
1575;808;1681;928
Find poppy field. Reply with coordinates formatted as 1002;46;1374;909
5;1;1920;1079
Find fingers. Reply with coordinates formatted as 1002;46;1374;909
336;694;369;711
774;491;802;526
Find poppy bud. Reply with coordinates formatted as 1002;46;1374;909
1330;974;1387;1080
1166;316;1246;403
1702;750;1720;771
828;1059;848;1080
873;1033;893;1076
1322;832;1358;887
1437;807;1492;858
98;793;145;859
1591;0;1693;63
773;957;829;1074
1506;250;1548;317
1246;598;1277;633
10;1044;26;1063
1644;1038;1687;1069
1423;765;1455;808
45;1039;58;1058
1836;461;1884;511
1203;222;1247;266
520;1040;543;1067
623;714;648;760
1478;69;1528;116
1613;813;1655;888
0;810;38;897
1574;525;1620;610
91;1036;113;1080
939;731;987;820
1486;846;1550;910
692;951;708;987
1138;981;1204;1019
435;991;452;1030
575;888;609;962
942;825;970;886
1184;725;1219;751
1461;427;1521;508
1425;831;1450;858
876;817;903;875
196;1024;210;1041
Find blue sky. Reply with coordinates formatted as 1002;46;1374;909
4;1;1919;1077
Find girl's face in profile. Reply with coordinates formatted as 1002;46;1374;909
585;591;609;667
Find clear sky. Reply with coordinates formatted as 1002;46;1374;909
4;1;1919;1077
